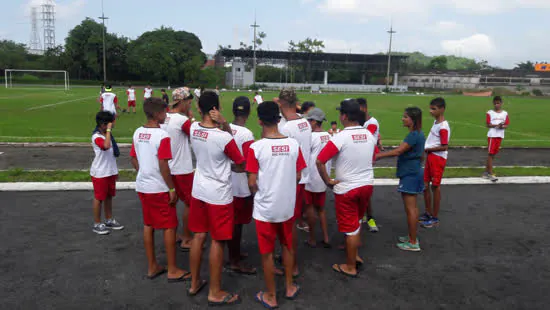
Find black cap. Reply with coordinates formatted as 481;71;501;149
233;96;251;116
337;98;361;114
257;101;281;123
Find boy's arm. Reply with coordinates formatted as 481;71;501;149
248;173;258;195
376;141;411;159
246;147;259;195
425;129;449;153
500;115;510;129
209;107;232;135
130;143;139;171
103;123;113;150
486;113;497;128
296;148;307;184
158;137;177;204
224;139;245;172
316;142;340;189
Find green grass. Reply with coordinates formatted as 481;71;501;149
2;167;550;182
1;87;549;146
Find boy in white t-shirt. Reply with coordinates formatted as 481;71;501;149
484;96;510;182
253;91;263;105
130;97;191;283
247;101;307;308
160;87;195;251
127;85;137;114
90;111;123;235
304;108;332;248
99;85;120;116
143;85;153;101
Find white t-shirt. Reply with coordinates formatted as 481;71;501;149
246;138;307;223
194;89;201;98
278;117;312;184
127;88;136;101
254;95;264;104
230;123;255;198
486;110;510;138
328;128;341;136
317;126;376;195
306;131;332;193
130;127;172;193
425;120;451;159
363;116;380;142
161;113;194;175
190;122;245;205
100;92;118;115
144;88;153;99
90;132;118;178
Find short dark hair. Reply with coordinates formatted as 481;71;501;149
493;96;503;102
301;101;315;114
161;89;166;92
198;91;220;114
96;111;115;126
338;98;362;123
357;98;367;107
257;101;281;126
331;121;337;125
405;107;422;131
143;97;166;119
430;97;446;109
279;88;298;107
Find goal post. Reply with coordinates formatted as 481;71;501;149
4;69;70;90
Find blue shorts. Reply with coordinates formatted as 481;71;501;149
398;174;425;195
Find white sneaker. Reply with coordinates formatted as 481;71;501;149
105;218;124;230
93;223;110;235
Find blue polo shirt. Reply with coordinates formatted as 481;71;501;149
396;130;426;178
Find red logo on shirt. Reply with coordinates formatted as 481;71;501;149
272;145;290;156
232;129;237;135
320;135;330;143
297;122;309;131
193;130;209;140
352;134;368;142
138;133;151;141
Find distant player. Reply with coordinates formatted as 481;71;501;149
253;91;264;105
421;97;450;228
484;96;510;182
215;86;220;96
300;101;316;115
144;85;153;101
160;87;195;251
247;101;306;308
328;121;341;136
99;85;120;116
90;111;124;235
304;108;332;248
127;85;136;114
316;99;376;276
130;97;191;282
161;89;170;105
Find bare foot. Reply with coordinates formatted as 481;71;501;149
167;268;191;281
147;265;166;279
256;291;278;308
285;282;300;299
208;291;240;305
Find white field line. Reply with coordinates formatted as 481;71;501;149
25;95;98;111
2;176;550;191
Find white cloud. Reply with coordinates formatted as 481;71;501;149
431;21;465;35
441;34;495;58
447;0;550;14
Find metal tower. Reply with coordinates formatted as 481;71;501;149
29;7;42;55
41;0;56;51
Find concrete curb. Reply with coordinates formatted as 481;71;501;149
2;177;549;191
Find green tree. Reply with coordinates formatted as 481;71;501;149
429;56;448;71
0;40;28;69
514;61;535;72
64;18;105;80
288;38;325;53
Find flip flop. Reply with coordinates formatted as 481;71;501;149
225;265;257;275
146;267;166;280
321;241;332;249
285;283;301;300
187;279;207;296
167;271;191;283
208;293;241;307
274;268;300;278
332;264;358;278
255;292;279;309
178;246;191;252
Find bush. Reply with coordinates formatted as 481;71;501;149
532;89;544;96
521;91;531;96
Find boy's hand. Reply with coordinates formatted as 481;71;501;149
209;107;226;124
326;179;340;189
169;190;178;205
107;122;113;130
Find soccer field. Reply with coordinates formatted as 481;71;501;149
0;87;549;147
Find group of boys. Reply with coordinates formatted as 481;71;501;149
89;86;509;307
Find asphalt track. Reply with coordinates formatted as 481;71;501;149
2;146;550;170
1;185;549;309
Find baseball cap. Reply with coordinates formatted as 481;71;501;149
306;107;326;122
171;87;193;104
257;101;281;123
337;98;361;115
233;96;251;115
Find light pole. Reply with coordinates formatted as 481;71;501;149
385;24;396;91
250;17;260;86
98;0;109;83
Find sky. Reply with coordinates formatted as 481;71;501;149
2;0;550;68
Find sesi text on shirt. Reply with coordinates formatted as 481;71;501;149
306;131;332;193
100;92;118;115
230;123;255;198
246;137;307;223
486;110;510;138
425;120;451;159
161;113;194;175
278;118;312;184
130;127;172;193
90;132;118;178
317;126;376;195
190;122;245;205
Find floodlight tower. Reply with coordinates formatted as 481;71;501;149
41;0;56;51
98;0;109;83
385;24;396;91
29;7;43;55
250;16;260;86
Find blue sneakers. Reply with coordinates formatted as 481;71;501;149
420;217;440;228
418;212;431;222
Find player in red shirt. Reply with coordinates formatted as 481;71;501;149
130;98;191;282
187;91;244;306
247;101;306;308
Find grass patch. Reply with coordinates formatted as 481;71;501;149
1;167;550;183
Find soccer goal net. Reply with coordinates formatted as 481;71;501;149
4;69;70;90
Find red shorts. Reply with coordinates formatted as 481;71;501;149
334;185;374;233
138;192;178;229
294;184;306;220
488;137;503;155
233;196;253;225
128;100;136;107
255;219;294;254
91;175;117;201
305;191;326;208
172;173;194;206
424;153;447;186
189;197;234;241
